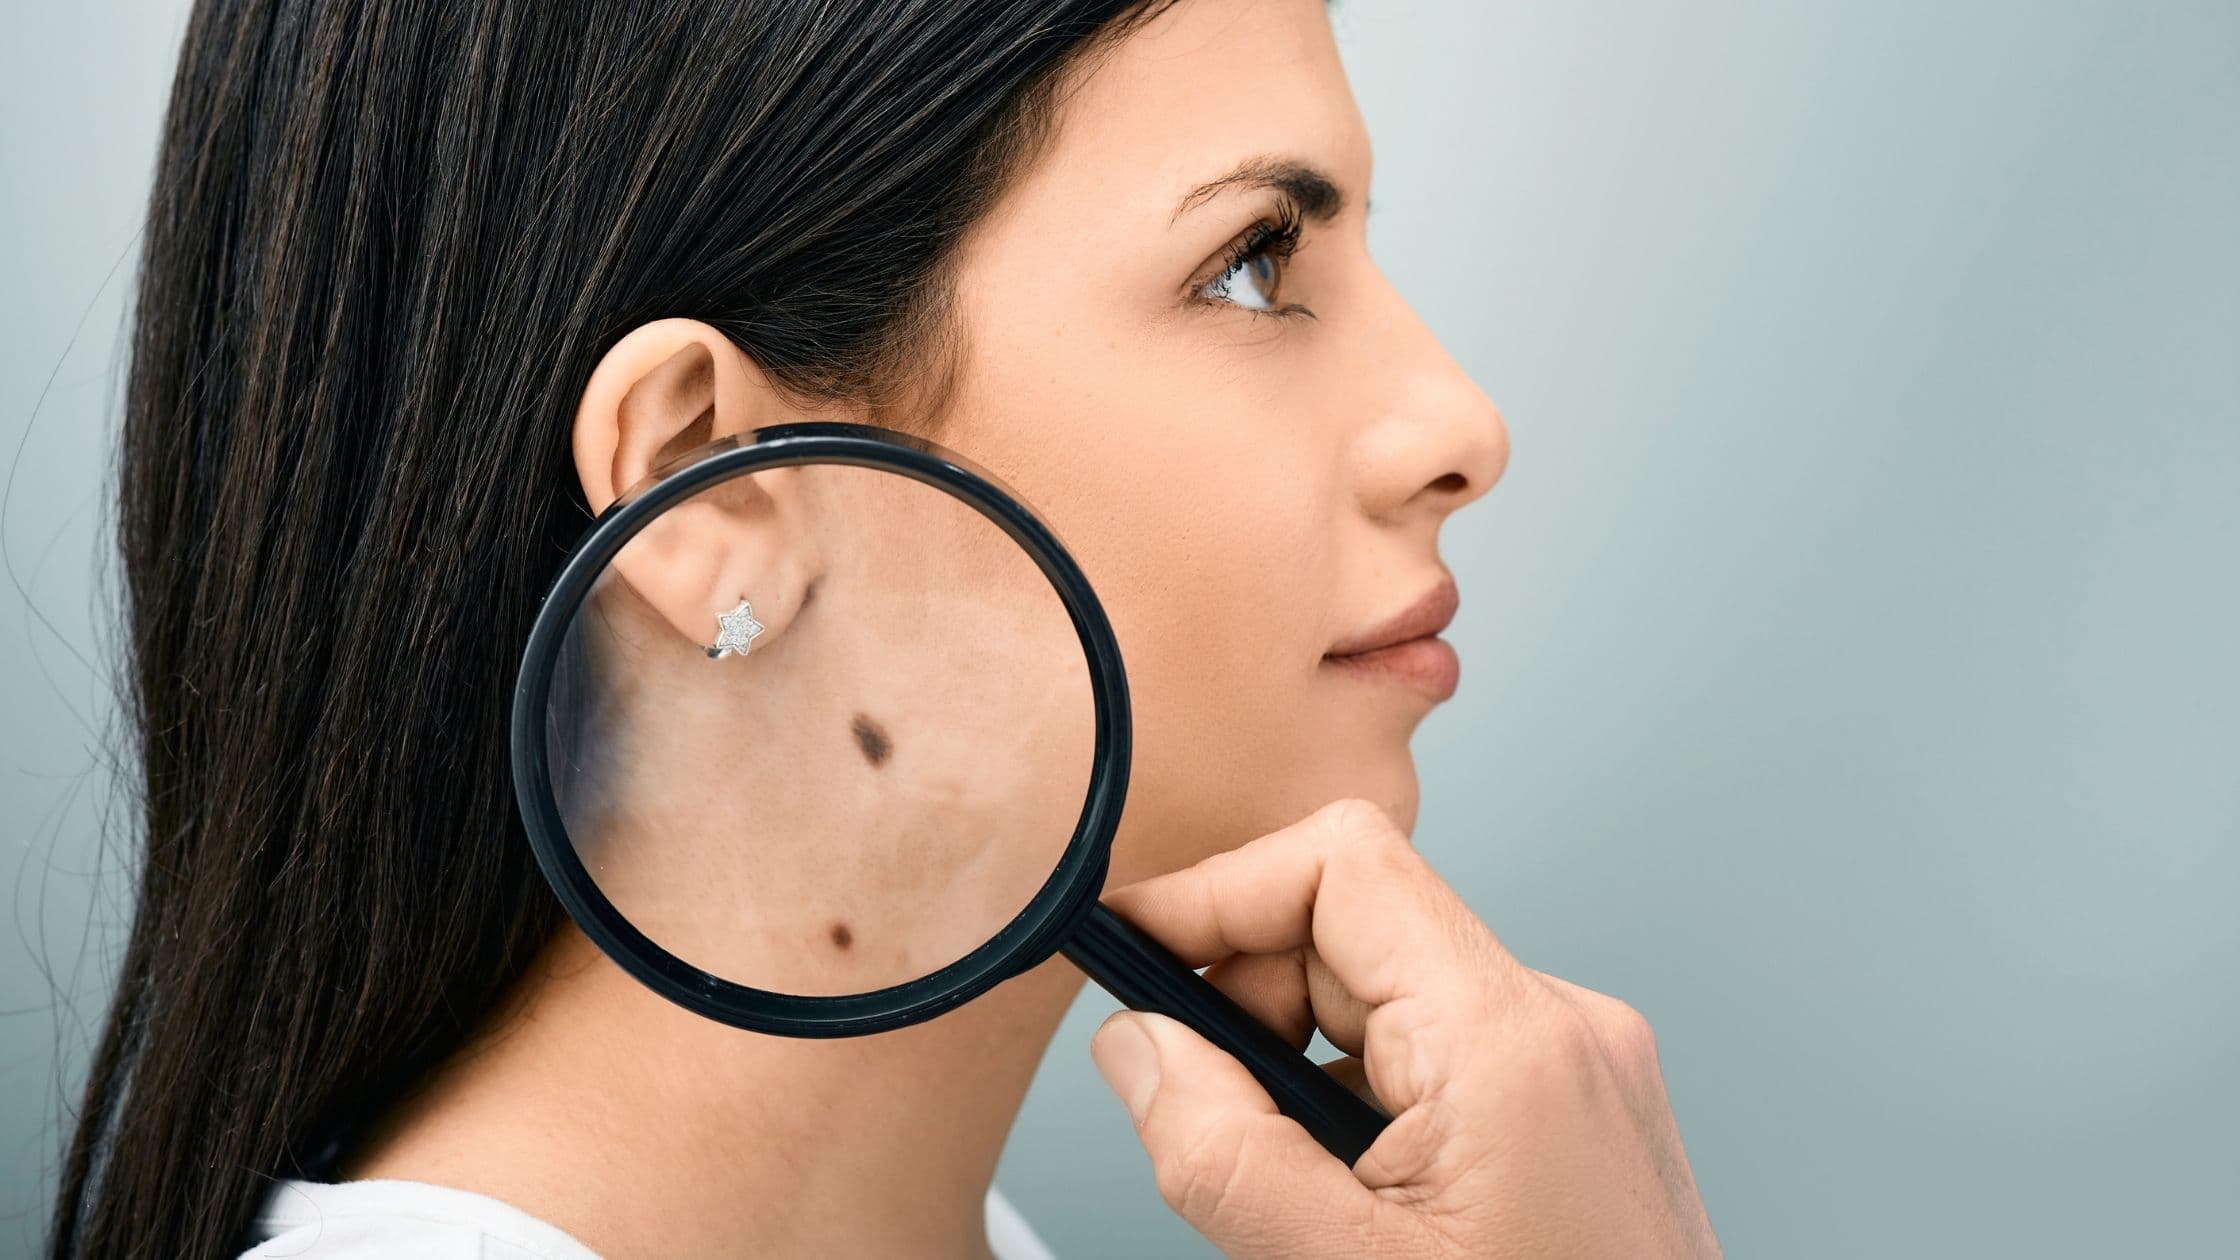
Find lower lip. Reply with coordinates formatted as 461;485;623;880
1321;636;1460;702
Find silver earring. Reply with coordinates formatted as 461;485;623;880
708;597;765;660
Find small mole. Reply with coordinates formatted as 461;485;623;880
830;922;854;949
851;712;892;767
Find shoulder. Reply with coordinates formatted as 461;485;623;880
238;1178;604;1260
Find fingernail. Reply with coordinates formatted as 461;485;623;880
1090;1012;1160;1123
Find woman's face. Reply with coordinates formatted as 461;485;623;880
566;0;1507;982
936;0;1508;880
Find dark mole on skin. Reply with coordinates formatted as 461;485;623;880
851;712;892;767
830;922;854;949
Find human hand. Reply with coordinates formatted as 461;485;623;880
1092;798;1720;1259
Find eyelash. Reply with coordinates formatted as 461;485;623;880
1197;195;1315;320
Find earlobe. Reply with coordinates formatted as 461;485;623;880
572;318;820;657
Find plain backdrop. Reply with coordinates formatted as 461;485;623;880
4;2;2236;1257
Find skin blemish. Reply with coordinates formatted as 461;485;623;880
851;712;892;767
830;922;854;950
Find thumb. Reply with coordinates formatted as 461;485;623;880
1091;1012;1392;1260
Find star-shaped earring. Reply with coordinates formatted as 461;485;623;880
708;597;766;660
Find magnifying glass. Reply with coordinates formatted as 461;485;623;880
510;421;1387;1164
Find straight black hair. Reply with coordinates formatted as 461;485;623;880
51;2;1179;1255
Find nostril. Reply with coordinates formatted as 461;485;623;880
1428;471;1468;496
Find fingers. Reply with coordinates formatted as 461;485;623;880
1105;797;1516;1012
1090;1011;1405;1260
1105;799;1527;1125
1302;948;1372;1057
1201;950;1314;1048
1096;800;1724;1259
1203;946;1373;1057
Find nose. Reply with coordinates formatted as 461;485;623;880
1351;282;1510;527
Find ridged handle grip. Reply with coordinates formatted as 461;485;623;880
1063;903;1389;1165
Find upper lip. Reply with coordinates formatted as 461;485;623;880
1325;573;1460;657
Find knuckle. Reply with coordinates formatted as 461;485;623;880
1515;981;1664;1091
1600;996;1660;1067
1519;987;1606;1076
1368;995;1469;1099
1317;797;1401;847
1315;797;1414;869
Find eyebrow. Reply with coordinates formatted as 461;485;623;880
1170;154;1362;227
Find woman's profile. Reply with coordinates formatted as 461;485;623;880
51;1;1716;1257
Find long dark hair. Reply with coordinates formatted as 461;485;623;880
53;2;1176;1255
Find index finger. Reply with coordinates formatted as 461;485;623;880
1101;798;1516;1011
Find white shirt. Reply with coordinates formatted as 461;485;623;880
238;1177;1056;1259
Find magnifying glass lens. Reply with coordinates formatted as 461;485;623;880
543;455;1095;997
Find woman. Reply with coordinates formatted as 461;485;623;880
54;0;1716;1256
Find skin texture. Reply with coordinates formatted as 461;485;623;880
342;2;1620;1256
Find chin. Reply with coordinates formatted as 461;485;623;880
1109;735;1427;885
1363;774;1421;838
1296;747;1422;839
1360;744;1425;836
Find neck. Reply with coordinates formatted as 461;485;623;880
346;925;1085;1259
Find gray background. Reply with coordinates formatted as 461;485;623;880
4;1;2235;1256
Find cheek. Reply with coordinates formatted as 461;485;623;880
1118;485;1351;875
942;314;1417;880
965;396;1357;875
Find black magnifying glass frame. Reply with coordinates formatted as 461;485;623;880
511;421;1119;1037
511;420;1388;1164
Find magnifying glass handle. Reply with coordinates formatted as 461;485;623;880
1063;903;1390;1166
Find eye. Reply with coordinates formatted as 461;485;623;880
1206;233;1288;310
1194;198;1312;318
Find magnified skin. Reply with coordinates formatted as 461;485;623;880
851;713;893;767
555;460;1094;996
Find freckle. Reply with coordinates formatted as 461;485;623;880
851;712;892;767
830;922;854;949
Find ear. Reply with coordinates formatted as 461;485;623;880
573;318;821;656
